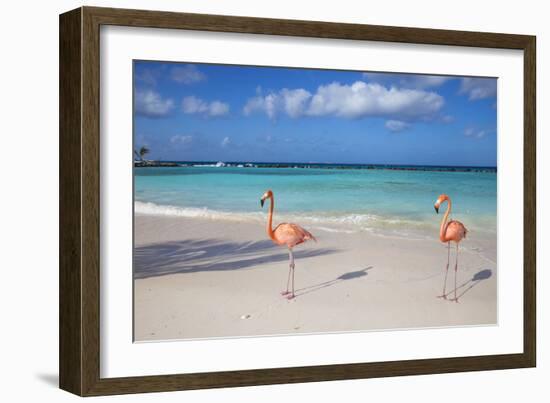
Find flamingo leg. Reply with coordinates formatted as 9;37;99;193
291;260;295;298
438;242;450;299
281;266;291;296
287;249;296;300
451;243;460;303
281;249;294;297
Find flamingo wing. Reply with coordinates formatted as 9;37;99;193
446;220;468;241
273;223;316;247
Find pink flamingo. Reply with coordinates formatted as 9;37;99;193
260;190;316;299
434;194;468;302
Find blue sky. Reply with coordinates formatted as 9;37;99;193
134;61;497;166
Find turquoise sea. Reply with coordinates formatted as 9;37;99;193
134;163;497;237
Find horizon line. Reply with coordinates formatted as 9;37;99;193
138;159;497;169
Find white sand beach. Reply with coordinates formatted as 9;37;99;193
133;213;497;341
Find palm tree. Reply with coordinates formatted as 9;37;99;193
134;146;150;161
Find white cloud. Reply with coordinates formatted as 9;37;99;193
170;65;206;84
363;73;451;89
243;93;278;119
221;136;231;147
135;90;174;118
459;78;497;100
244;88;311;119
281;88;312;118
308;81;444;119
244;81;443;121
208;101;230;117
385;120;411;132
170;135;193;145
414;76;451;88
182;96;229;117
464;127;488;138
135;69;157;86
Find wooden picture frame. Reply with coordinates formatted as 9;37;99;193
59;6;536;396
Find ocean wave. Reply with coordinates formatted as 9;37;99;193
134;201;446;235
135;201;264;222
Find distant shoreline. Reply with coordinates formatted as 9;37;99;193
134;160;497;173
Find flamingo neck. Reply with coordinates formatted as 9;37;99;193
266;196;276;241
439;198;451;242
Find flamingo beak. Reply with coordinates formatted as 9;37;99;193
434;205;439;214
260;199;265;208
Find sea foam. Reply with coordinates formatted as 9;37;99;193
134;200;438;235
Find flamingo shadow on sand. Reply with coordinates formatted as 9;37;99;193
441;268;493;301
294;267;373;298
134;238;339;279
